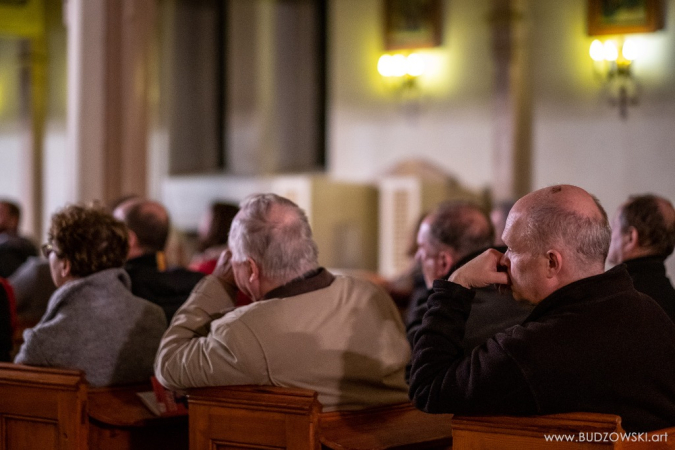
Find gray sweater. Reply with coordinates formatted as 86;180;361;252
15;267;167;387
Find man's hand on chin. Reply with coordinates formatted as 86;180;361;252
448;248;509;289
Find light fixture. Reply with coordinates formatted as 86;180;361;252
378;52;428;93
589;37;640;119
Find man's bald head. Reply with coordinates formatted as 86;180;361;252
507;185;611;272
114;198;170;254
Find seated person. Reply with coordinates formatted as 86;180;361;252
155;193;410;411
407;201;532;354
9;257;57;327
409;185;675;432
189;201;240;274
607;194;675;322
113;198;205;322
14;205;167;387
0;199;38;278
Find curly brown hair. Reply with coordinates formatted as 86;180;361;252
48;205;129;277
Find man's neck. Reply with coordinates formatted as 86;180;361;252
622;247;656;263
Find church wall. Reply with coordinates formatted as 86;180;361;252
528;0;675;274
328;0;494;191
328;0;675;275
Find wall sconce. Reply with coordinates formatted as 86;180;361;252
377;52;428;94
589;38;639;119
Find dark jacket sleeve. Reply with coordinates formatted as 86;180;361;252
408;279;539;416
0;284;13;362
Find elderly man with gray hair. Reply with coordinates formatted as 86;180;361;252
409;185;675;432
155;193;410;410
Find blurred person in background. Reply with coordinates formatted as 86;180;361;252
607;194;675;322
189;202;240;274
0;199;38;278
114;198;205;322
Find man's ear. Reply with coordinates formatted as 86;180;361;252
127;230;139;249
624;226;640;251
438;250;455;277
545;250;563;278
247;258;259;283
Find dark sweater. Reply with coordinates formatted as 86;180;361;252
125;253;205;322
0;282;11;362
0;234;38;278
623;255;675;323
409;266;675;432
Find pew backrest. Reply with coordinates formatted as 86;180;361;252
87;384;188;450
187;385;453;450
188;385;322;450
0;362;88;450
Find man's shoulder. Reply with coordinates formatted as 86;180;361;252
330;274;390;296
221;275;391;323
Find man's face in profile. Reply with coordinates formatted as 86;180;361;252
415;220;444;289
500;213;549;304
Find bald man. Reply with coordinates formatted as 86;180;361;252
409;185;675;432
607;194;675;322
114;199;204;321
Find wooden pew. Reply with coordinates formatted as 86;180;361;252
0;362;88;450
187;385;453;450
0;363;188;450
451;413;675;450
88;384;188;450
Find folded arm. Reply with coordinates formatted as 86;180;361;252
154;275;268;390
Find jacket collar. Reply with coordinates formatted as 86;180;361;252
125;253;160;270
623;255;668;276
526;265;634;322
263;267;335;300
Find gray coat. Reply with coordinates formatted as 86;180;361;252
15;267;167;387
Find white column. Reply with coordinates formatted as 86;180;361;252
65;0;106;203
65;0;153;204
491;0;531;202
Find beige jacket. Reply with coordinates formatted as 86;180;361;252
154;271;410;410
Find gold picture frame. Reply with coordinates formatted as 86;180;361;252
384;0;443;50
588;0;663;36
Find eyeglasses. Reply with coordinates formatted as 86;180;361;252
41;243;61;259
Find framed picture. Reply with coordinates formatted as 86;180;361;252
384;0;443;50
588;0;663;35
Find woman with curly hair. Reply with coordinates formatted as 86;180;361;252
14;204;167;387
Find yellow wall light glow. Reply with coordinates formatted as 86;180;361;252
390;54;407;77
589;40;605;62
621;39;638;61
603;41;619;61
378;53;428;78
377;54;394;77
405;53;426;77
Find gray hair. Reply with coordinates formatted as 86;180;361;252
520;195;611;268
228;193;319;282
